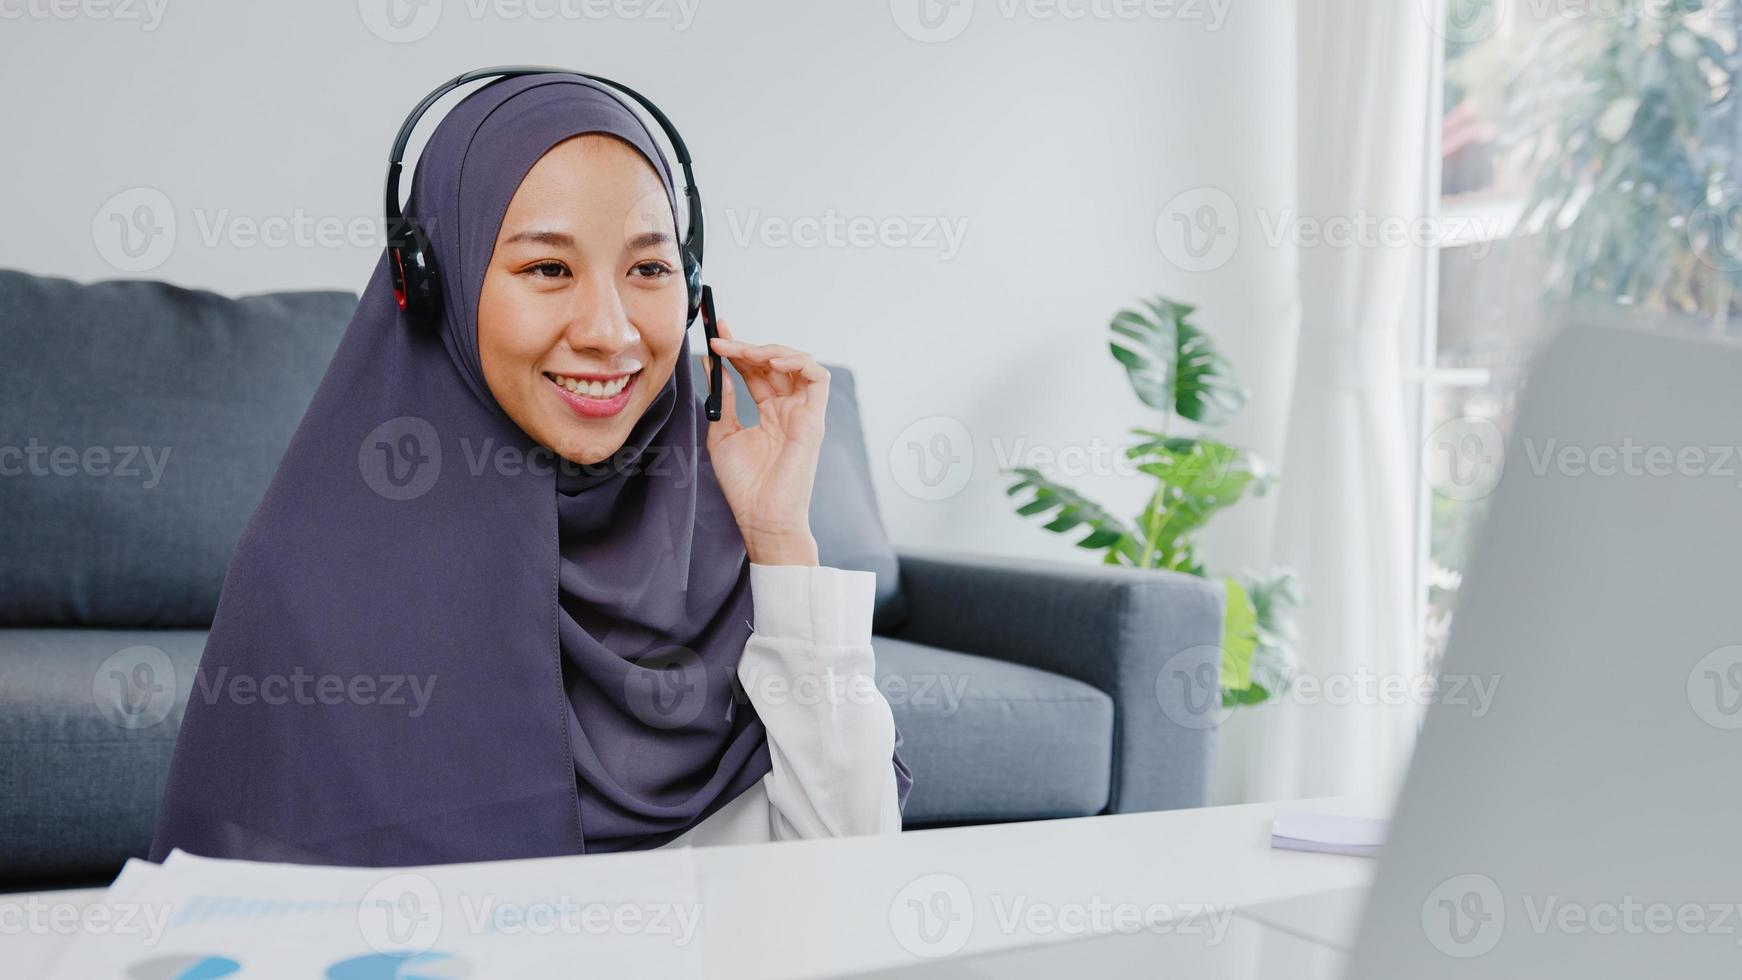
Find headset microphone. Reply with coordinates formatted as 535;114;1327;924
384;65;724;422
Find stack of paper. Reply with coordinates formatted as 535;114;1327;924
43;846;707;977
1270;801;1390;859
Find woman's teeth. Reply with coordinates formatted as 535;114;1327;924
548;373;633;398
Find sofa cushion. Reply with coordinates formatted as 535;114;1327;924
694;354;906;633
0;271;354;627
873;636;1113;823
0;628;207;880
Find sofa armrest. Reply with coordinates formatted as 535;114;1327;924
885;547;1224;813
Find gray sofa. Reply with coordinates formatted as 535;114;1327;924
0;270;1224;885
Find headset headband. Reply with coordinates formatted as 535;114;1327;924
384;65;705;262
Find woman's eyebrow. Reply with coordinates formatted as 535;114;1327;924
628;230;675;250
502;229;575;247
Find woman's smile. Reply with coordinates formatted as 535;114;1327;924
544;367;641;418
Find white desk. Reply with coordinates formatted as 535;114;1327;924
3;798;1375;978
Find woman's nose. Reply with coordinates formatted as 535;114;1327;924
561;274;639;355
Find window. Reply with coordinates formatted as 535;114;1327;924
1419;0;1742;672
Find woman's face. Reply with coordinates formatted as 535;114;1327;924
478;133;687;466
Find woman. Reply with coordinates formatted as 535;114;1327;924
148;72;911;865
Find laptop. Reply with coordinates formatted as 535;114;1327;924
1344;314;1742;976
851;314;1742;978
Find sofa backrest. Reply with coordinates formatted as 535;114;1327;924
0;271;353;627
0;269;904;631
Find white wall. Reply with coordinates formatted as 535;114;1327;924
0;0;1296;569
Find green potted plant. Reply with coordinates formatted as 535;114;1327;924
1004;295;1301;707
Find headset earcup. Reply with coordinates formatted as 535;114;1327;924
391;219;443;328
683;247;703;326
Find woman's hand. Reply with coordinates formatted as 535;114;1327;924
704;317;827;567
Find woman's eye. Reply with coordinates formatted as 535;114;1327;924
525;261;569;279
632;261;674;280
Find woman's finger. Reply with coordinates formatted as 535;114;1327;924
709;320;781;405
711;338;782;404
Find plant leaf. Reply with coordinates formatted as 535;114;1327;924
1107;307;1176;412
1234;567;1303;705
1220;576;1258;695
1004;467;1136;556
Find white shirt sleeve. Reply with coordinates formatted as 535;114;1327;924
737;562;904;840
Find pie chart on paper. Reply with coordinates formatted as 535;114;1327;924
124;955;241;980
324;950;474;979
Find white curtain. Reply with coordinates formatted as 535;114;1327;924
1213;0;1434;803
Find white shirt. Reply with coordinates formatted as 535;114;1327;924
660;562;903;848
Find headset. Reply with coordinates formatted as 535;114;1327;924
384;65;723;421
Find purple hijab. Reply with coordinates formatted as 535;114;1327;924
149;74;911;865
